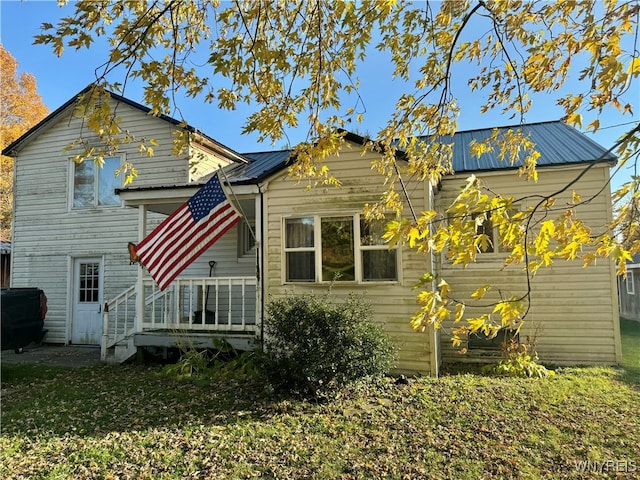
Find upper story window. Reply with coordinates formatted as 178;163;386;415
284;214;398;283
72;157;121;208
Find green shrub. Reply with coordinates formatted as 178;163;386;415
261;291;396;396
160;348;210;380
484;337;555;378
160;339;262;384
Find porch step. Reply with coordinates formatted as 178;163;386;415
104;337;137;364
133;330;259;352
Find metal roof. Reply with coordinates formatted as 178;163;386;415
224;121;614;184
439;121;616;173
226;150;292;184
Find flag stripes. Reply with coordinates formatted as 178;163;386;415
131;174;241;290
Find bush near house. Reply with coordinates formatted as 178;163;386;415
261;291;397;396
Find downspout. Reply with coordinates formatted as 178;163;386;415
259;185;266;350
429;181;441;377
603;167;623;364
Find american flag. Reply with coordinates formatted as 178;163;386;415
130;173;241;290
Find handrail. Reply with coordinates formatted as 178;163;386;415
101;285;136;360
101;276;258;361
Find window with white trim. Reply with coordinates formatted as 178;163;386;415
285;217;316;282
360;216;398;281
284;215;398;283
475;215;497;253
72;157;121;208
474;205;520;254
626;270;635;295
238;219;256;257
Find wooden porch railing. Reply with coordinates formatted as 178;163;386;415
101;276;258;361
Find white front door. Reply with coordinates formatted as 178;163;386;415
71;258;103;345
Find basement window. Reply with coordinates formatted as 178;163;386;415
468;329;519;350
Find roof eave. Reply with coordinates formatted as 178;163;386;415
449;157;616;176
1;85;95;157
1;84;247;164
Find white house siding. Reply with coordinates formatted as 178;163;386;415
111;101;191;187
262;144;436;374
436;164;622;366
179;217;258;320
10;99;203;344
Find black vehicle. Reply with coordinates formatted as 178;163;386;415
1;288;48;353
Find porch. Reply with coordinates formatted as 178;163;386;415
101;276;259;363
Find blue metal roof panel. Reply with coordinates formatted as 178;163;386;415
224;122;613;184
226;150;292;183
442;121;615;173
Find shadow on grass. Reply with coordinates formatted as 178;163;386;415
617;365;640;387
1;362;283;439
3;319;639;440
618;317;640;387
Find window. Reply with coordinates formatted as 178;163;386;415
475;215;496;253
238;220;256;257
285;217;315;282
360;216;398;281
72;157;121;208
321;217;355;281
474;206;519;254
284;215;398;283
78;262;100;302
627;270;635;295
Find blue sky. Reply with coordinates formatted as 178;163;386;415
1;0;638;187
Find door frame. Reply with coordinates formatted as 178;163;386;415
69;256;104;345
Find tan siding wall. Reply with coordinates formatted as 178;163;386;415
263;145;435;374
436;164;621;366
110;100;190;187
188;144;234;182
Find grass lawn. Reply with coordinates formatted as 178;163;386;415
1;327;639;480
620;317;640;371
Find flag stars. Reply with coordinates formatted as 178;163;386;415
188;176;228;222
133;173;240;290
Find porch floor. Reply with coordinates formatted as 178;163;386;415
133;330;259;352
